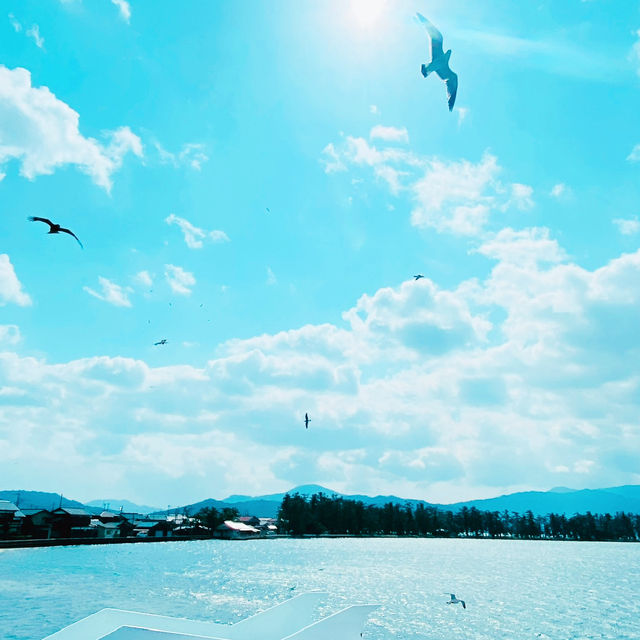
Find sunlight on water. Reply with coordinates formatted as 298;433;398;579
0;539;639;640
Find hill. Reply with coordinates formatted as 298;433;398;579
0;490;86;511
85;499;161;515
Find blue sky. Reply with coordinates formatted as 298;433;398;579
1;0;640;507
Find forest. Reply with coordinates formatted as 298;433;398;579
277;492;640;541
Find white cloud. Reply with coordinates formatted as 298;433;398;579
630;29;640;77
509;183;534;210
165;214;229;249
0;255;31;306
111;0;131;23
613;217;640;235
8;13;21;32
411;153;501;235
165;264;196;295
134;270;153;287
0;65;142;191
369;125;409;144
84;277;133;307
369;105;379;115
5;236;640;502
26;24;44;49
0;325;20;345
456;106;469;126
474;227;566;265
266;267;277;286
320;142;346;174
154;142;208;170
627;144;640;162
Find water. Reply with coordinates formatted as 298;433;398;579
0;538;638;640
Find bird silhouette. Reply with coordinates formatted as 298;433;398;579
414;274;425;280
304;413;311;429
417;13;458;111
445;593;466;609
28;217;83;248
154;339;168;346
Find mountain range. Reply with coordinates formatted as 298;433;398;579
4;484;640;519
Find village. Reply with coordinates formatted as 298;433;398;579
0;498;278;546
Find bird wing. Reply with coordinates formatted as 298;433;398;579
442;71;458;111
28;216;54;228
416;13;444;60
450;594;456;599
59;227;84;248
461;600;466;609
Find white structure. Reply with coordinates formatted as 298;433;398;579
43;592;377;640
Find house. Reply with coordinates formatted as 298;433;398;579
0;500;25;538
237;515;261;527
51;507;93;538
21;509;54;539
258;518;278;535
131;519;174;538
95;522;122;539
215;520;260;539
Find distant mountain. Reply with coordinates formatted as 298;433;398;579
446;485;640;517
0;490;85;511
7;484;639;520
85;499;161;515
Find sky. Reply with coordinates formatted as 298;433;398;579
1;0;640;508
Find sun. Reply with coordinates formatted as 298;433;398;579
349;0;389;30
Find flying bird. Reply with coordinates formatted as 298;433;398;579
154;339;168;346
28;217;83;248
416;13;458;111
304;413;311;429
445;594;466;609
413;274;425;280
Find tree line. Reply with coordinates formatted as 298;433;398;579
277;492;640;541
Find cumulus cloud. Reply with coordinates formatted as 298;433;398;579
84;277;133;307
111;0;131;23
613;217;640;235
8;13;21;32
324;131;531;236
0;255;31;306
0;65;142;191
165;214;229;249
369;125;409;143
4;235;640;501
165;264;195;295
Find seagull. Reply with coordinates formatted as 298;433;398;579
445;593;466;609
413;274;425;280
304;413;311;429
28;217;83;248
154;339;168;346
416;13;458;111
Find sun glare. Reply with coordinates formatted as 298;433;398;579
349;0;388;30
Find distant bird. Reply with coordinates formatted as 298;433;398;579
154;339;168;346
28;216;83;248
304;413;311;429
266;207;270;213
445;593;466;609
413;274;425;280
416;13;458;111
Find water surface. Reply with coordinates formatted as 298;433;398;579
0;538;638;640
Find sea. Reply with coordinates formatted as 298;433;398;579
0;538;638;640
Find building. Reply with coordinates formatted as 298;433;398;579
215;520;260;539
0;500;25;538
21;509;54;539
51;507;93;538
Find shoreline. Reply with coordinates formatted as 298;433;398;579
1;532;637;549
